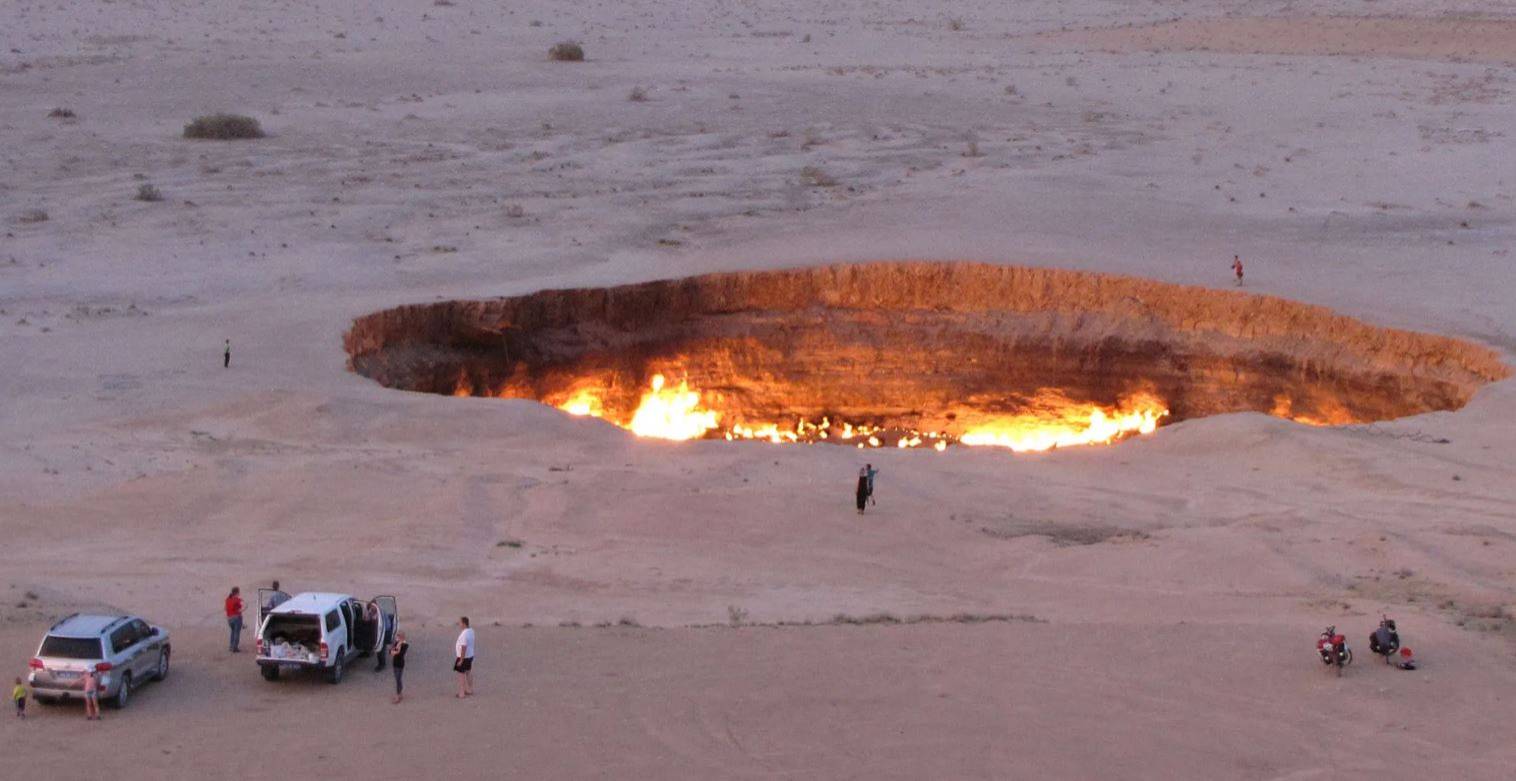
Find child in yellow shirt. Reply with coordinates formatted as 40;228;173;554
11;676;25;720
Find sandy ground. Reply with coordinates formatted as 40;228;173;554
2;0;1515;778
5;624;1516;779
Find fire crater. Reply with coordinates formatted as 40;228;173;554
344;262;1507;452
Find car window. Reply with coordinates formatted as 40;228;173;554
131;619;151;639
325;610;339;632
40;636;104;659
109;625;136;653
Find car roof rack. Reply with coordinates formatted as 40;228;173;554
49;612;80;631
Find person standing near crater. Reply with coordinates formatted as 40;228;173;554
866;463;878;506
1231;255;1244;286
223;338;231;368
856;467;870;514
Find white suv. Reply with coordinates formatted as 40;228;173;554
255;592;396;684
28;614;171;709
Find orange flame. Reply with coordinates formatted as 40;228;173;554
553;376;1170;451
1270;394;1355;427
558;387;604;417
627;374;719;440
958;392;1168;452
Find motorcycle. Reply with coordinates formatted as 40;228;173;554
1317;625;1352;675
1368;616;1401;664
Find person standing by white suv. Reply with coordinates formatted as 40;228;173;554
454;617;475;698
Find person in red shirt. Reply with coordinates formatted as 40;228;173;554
1231;255;1244;286
225;586;245;653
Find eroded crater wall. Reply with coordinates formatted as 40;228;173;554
344;262;1509;431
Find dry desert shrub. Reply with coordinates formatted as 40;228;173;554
548;41;584;62
135;183;164;202
182;113;265;140
47;107;76;119
627;85;648;102
799;166;837;187
948;18;966;31
17;208;49;224
831;612;901;625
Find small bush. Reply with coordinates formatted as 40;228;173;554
800;166;837;187
183;113;265;140
627;86;648;102
948;18;965;31
47;107;76;119
727;605;748;627
17;208;49;224
135;183;164;202
548;41;584;62
503;204;526;219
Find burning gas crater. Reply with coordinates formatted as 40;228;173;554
555;374;1164;452
344;262;1507;452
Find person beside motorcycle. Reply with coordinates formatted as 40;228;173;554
1369;617;1400;663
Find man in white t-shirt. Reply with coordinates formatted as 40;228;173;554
454;616;475;698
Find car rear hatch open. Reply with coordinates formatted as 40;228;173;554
258;613;322;664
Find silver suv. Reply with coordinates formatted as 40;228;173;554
27;614;171;709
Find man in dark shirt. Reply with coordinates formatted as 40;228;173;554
390;631;409;704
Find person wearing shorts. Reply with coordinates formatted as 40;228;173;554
454;617;475;698
81;668;100;721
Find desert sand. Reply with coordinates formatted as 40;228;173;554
2;0;1514;778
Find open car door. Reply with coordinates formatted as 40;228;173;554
371;595;398;654
257;588;291;622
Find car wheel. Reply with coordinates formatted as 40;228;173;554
326;652;344;684
113;673;132;709
154;649;170;681
260;665;280;682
